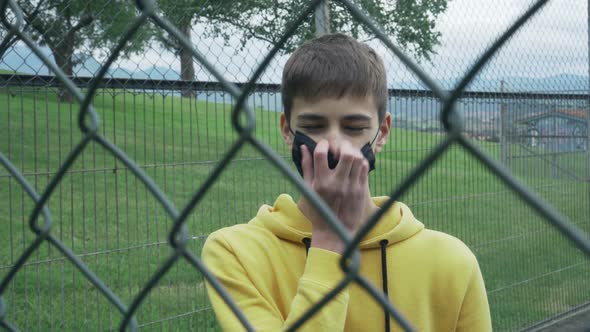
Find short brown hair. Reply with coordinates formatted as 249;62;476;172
281;33;388;123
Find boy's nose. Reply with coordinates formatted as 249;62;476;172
325;130;345;156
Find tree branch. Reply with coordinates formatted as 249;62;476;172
0;0;49;59
158;33;181;53
67;14;93;35
28;0;48;18
22;10;48;39
19;0;61;42
213;18;278;47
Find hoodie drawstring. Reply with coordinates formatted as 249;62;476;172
380;239;390;332
303;237;390;332
302;238;311;256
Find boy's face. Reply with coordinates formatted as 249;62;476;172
280;95;391;156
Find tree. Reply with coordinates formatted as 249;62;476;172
18;0;153;102
0;1;44;61
155;0;236;98
155;0;448;96
155;0;201;97
205;0;449;61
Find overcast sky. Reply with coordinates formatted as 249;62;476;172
422;0;587;78
116;0;588;90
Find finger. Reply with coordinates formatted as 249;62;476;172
358;159;369;187
313;139;330;178
301;144;314;184
349;152;364;181
334;141;356;178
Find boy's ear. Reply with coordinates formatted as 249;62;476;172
280;112;294;148
374;113;391;153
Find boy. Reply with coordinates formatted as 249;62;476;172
202;33;492;331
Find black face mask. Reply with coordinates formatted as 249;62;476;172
291;131;376;177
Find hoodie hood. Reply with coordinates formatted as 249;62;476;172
250;194;424;249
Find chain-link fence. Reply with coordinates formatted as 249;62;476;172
1;0;590;331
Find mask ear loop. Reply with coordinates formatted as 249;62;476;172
286;118;296;136
369;124;381;147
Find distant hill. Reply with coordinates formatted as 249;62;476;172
2;46;588;93
109;66;180;80
436;74;588;93
1;46;180;80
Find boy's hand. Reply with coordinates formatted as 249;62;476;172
298;139;369;253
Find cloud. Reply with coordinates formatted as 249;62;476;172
426;0;588;79
351;0;587;91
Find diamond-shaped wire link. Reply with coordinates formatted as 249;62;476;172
1;0;589;331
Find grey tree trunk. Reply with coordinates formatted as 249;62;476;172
179;23;195;98
52;43;74;103
315;0;330;37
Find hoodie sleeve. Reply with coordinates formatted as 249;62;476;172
456;256;492;332
202;231;350;332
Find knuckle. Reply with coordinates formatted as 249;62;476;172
341;146;358;157
314;149;327;160
360;159;368;169
340;152;353;162
314;181;332;194
316;182;344;197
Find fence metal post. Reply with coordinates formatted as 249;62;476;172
587;0;590;195
553;116;559;178
315;0;330;36
500;79;507;165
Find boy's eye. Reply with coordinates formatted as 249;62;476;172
345;127;368;133
299;125;324;131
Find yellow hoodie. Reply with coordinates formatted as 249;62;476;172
202;194;492;331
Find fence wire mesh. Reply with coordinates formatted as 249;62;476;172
1;0;590;331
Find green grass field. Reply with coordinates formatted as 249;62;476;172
1;86;589;331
